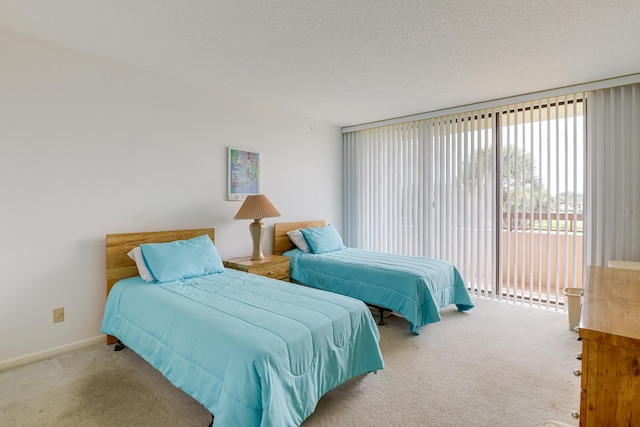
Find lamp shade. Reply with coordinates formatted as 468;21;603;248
234;194;281;220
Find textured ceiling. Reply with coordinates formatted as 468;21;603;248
1;0;640;127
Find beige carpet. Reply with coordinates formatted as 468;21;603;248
0;298;581;426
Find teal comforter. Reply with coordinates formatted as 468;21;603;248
284;248;474;334
101;269;383;427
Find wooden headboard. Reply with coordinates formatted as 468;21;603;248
105;228;215;343
273;220;325;255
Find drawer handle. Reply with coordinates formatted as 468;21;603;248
571;411;580;419
572;369;581;377
268;271;274;275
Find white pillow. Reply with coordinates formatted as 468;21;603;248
127;246;155;282
287;230;311;253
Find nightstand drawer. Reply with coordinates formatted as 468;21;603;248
249;263;290;280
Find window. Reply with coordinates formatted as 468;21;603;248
343;94;585;308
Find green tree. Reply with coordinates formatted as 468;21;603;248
464;144;549;213
556;191;583;213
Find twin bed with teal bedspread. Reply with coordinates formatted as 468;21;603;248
102;230;384;427
284;248;474;334
274;221;474;335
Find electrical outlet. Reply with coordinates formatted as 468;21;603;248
53;307;64;323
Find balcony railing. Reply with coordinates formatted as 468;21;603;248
502;212;583;232
500;211;583;304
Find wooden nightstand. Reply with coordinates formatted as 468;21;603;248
223;254;290;281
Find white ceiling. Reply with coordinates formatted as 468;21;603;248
1;0;640;127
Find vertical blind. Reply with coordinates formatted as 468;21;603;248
344;95;586;307
344;110;496;299
499;95;584;307
585;83;640;268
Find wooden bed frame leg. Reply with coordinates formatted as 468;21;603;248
114;340;125;352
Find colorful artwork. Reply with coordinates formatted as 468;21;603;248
228;148;260;200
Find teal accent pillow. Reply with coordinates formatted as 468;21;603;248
300;224;346;254
140;234;225;283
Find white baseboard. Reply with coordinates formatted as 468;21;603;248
0;335;105;371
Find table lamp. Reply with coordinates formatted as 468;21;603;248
233;194;281;260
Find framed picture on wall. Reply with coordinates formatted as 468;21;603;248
227;147;261;201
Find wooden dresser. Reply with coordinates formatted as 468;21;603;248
578;265;640;426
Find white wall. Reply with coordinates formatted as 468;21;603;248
0;30;343;363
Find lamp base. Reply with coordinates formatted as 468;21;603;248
249;219;265;260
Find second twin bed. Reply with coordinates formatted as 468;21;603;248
273;220;474;334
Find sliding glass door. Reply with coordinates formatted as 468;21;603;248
343;94;585;308
499;96;584;306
